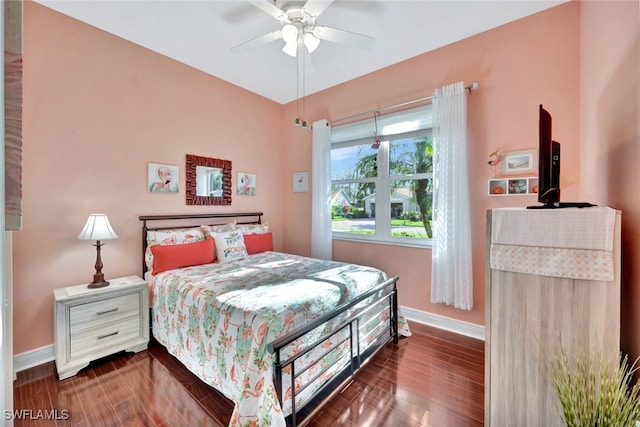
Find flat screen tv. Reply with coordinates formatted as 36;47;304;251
527;104;595;209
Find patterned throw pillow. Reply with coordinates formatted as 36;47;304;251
200;222;238;238
239;222;270;235
211;229;248;263
145;227;206;271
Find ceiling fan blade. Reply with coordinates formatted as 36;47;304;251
231;30;282;54
302;0;334;17
314;26;375;50
248;0;286;20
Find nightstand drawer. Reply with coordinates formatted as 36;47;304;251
69;315;141;359
69;293;140;332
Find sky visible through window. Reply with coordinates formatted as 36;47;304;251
331;137;428;180
331;144;377;180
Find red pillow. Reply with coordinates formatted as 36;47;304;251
150;238;215;275
243;232;273;255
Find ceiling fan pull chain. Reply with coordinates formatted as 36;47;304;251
296;44;300;125
302;49;307;127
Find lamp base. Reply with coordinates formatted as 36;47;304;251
88;280;110;289
88;246;109;289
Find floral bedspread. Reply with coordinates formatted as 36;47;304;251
149;251;397;427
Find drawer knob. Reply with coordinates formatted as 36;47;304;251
96;308;118;316
97;331;119;340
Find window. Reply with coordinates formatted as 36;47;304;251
331;105;433;246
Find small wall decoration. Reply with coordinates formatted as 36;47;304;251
502;149;537;175
487;148;503;177
488;177;539;196
293;172;309;193
508;178;528;194
237;172;256;196
148;162;179;193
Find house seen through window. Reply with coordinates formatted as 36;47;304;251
330;105;433;246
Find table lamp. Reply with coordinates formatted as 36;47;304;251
77;214;118;288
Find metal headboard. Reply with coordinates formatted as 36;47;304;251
138;212;263;277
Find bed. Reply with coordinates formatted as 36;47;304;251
139;212;405;427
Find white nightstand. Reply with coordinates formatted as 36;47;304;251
53;275;149;380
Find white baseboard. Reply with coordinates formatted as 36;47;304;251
13;345;54;378
401;305;485;341
12;308;483;377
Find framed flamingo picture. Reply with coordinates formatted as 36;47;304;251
237;172;256;196
148;162;179;193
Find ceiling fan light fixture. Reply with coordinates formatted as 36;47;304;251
281;24;298;44
303;33;320;53
282;41;298;57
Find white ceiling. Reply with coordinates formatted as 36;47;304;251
35;0;566;104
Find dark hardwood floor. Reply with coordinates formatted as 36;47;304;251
13;322;484;426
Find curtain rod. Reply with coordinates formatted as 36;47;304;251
330;82;480;126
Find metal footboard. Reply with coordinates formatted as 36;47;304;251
268;275;399;427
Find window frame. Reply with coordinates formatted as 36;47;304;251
331;126;434;248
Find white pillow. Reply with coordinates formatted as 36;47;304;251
212;229;248;263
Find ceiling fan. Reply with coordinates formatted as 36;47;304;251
230;0;376;57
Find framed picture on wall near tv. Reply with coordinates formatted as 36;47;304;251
502;149;537;175
508;178;528;194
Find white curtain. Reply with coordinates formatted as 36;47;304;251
311;119;332;260
430;81;473;310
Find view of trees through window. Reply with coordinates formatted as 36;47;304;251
331;133;433;241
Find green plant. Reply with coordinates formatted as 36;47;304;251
545;343;640;426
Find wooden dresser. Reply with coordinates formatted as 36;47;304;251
54;275;149;380
485;208;621;426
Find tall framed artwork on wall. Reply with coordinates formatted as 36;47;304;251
237;172;256;196
293;172;308;193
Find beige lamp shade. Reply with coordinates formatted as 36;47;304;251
77;214;118;241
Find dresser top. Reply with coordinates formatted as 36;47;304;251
54;275;146;301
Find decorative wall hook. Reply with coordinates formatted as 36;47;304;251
371;110;381;149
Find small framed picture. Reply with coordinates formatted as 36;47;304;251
148;162;179;193
293;172;309;193
502;149;537;175
508;178;528;195
237;172;256;196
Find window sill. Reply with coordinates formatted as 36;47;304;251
332;235;433;250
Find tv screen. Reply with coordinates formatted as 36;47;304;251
527;104;595;209
537;105;560;206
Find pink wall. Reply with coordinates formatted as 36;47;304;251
281;2;581;325
15;2;285;354
17;1;637;359
579;0;640;360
